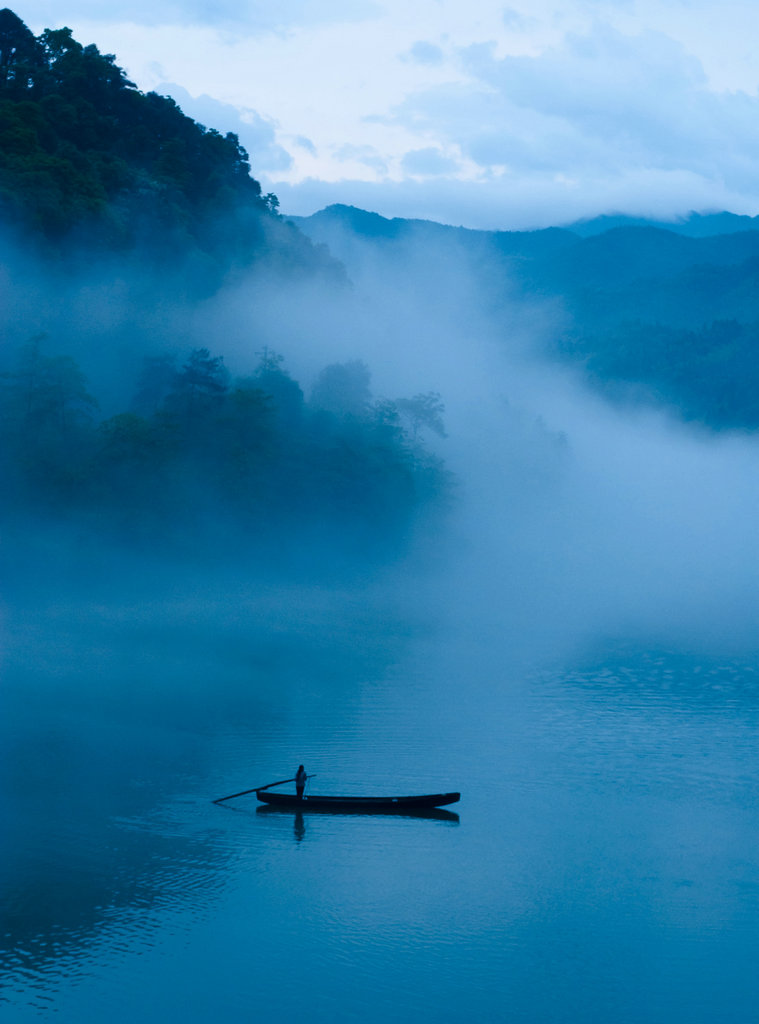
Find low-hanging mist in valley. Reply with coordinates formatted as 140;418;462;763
2;209;756;665
193;222;759;660
0;6;753;673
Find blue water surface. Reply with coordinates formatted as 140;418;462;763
2;591;758;1023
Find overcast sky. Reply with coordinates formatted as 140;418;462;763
13;0;759;228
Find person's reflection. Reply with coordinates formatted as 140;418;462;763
293;811;306;843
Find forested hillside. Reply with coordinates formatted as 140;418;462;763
0;13;451;575
0;8;335;284
0;337;450;570
295;205;759;431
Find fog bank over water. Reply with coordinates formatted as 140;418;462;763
1;219;756;669
193;227;758;662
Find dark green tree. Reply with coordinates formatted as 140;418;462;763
250;348;304;425
169;347;229;419
0;8;42;94
395;392;447;439
2;334;98;441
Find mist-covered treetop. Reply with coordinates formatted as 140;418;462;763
0;9;332;278
0;336;451;572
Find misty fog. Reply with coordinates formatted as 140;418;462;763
2;214;756;662
168;221;759;658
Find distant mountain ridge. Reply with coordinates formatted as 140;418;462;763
291;202;759;252
291;203;759;311
566;211;759;238
292;204;759;430
289;203;576;256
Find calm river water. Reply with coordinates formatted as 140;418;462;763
2;584;758;1023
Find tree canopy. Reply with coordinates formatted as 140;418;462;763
0;9;335;282
0;339;451;567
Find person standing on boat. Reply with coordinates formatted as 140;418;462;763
295;764;307;799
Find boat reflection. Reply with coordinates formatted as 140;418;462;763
256;805;460;824
293;810;306;842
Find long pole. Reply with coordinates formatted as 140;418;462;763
212;775;315;805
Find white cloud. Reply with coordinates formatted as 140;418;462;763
333;144;389;174
501;7;538;31
401;147;460;176
293;135;318;156
403;41;445;65
388;24;759;195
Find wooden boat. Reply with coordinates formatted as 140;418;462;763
256;789;460;813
